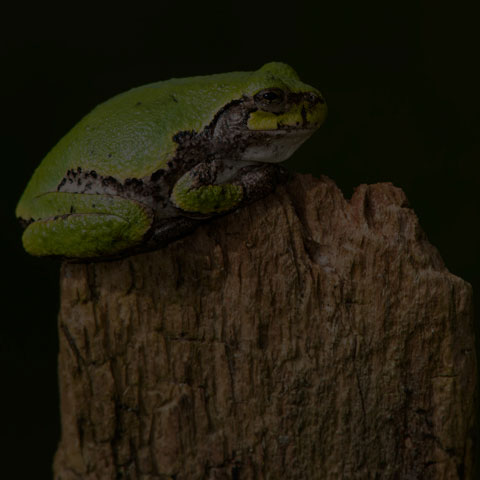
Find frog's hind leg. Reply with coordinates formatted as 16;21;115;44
21;192;153;258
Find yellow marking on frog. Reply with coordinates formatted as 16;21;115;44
247;102;326;131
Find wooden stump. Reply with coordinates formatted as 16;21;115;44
53;174;476;479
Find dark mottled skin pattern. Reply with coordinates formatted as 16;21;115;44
53;96;294;261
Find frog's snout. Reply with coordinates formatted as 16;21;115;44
301;91;327;128
304;91;326;106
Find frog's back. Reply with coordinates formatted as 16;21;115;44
17;63;308;219
17;71;257;214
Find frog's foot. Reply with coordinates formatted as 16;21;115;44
234;163;290;205
21;192;153;258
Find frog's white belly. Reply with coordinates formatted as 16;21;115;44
240;128;314;163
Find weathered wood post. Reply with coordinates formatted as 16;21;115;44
53;174;476;479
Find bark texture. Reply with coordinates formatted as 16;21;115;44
54;174;476;480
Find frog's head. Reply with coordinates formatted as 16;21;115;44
213;62;327;164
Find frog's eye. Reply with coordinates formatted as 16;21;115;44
261;91;283;102
254;88;286;112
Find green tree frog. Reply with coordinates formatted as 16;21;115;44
16;62;327;259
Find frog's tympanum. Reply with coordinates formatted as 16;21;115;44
16;62;327;259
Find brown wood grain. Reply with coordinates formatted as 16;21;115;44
54;174;476;479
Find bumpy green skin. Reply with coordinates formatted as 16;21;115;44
16;62;326;258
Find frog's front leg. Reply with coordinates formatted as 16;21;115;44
22;192;153;258
171;161;288;217
171;162;244;215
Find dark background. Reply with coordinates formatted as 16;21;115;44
2;3;478;478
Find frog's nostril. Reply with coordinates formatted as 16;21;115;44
306;92;325;105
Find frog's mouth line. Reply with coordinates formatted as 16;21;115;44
246;126;318;135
